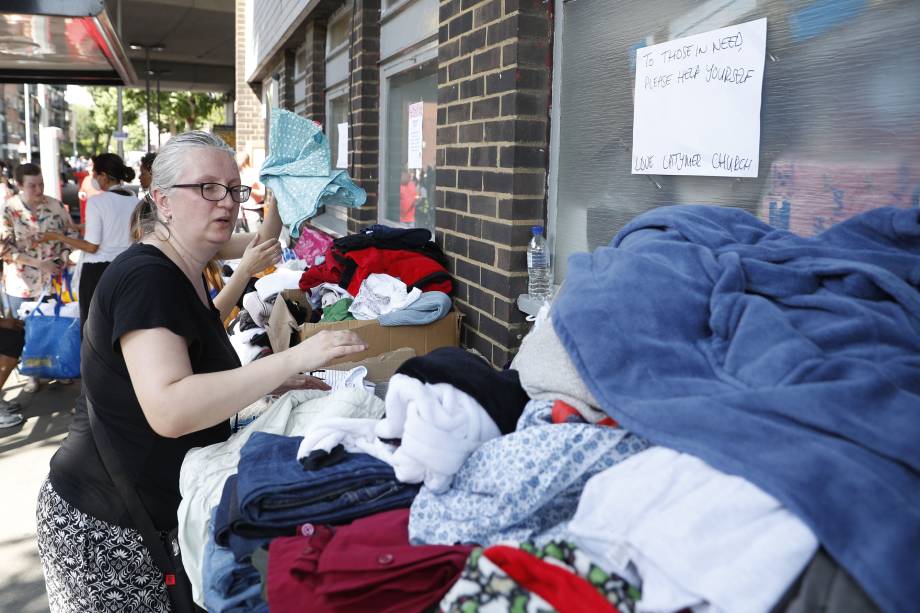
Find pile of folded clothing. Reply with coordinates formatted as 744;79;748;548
180;205;917;613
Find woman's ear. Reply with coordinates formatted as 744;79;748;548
151;189;172;222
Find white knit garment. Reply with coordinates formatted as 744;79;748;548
376;374;501;493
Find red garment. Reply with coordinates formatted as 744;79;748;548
551;400;619;428
343;247;452;296
267;509;472;613
78;173;100;226
483;545;620;613
399;182;417;223
298;247;346;291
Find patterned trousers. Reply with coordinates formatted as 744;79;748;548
35;478;171;612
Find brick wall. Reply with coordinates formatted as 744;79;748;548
345;0;381;234
302;20;328;124
235;0;265;156
278;49;297;111
436;0;552;366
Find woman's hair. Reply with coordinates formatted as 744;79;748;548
130;131;235;240
14;162;41;186
92;153;135;183
140;152;157;173
204;260;226;294
129;195;154;242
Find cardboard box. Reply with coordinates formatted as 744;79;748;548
267;289;461;366
318;347;418;400
327;347;417;382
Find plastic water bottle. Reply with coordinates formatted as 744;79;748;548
527;226;553;302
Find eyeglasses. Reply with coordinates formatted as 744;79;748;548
170;182;251;203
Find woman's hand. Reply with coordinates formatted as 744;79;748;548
35;231;63;243
270;374;331;395
289;330;367;373
238;234;283;277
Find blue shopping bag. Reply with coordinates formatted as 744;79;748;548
19;295;81;379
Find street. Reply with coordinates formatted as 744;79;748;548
0;371;80;613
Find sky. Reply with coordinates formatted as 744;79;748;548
64;85;93;108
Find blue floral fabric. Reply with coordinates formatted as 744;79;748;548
259;108;366;236
409;399;649;547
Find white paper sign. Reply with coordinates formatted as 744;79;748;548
336;122;348;169
407;101;424;170
631;18;767;177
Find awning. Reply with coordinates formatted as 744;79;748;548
0;0;137;86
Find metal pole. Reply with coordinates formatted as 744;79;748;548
37;84;48;127
145;47;151;152
156;77;161;148
72;110;77;164
23;83;32;162
117;87;124;157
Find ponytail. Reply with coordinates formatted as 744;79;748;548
92;152;134;184
129;194;164;241
204;260;225;294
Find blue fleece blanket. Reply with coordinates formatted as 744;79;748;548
552;205;920;613
260;108;366;236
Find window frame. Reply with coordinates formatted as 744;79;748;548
326;5;352;61
324;82;350;169
292;42;309;116
545;0;566;273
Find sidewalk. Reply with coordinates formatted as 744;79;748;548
0;371;79;613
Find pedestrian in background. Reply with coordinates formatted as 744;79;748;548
0;163;78;392
77;158;101;225
0;314;25;426
235;150;265;232
139;152;156;197
0;162;14;203
40;153;137;327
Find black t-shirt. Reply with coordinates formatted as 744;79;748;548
50;244;240;530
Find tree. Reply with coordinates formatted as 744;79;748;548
87;87;139;154
75;87;228;156
69;104;97;157
159;91;227;133
126;89;227;137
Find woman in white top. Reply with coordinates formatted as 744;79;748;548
41;153;137;327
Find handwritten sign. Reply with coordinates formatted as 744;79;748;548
631;18;767;178
407;101;424;170
336;122;348;169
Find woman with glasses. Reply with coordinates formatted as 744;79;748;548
40;153;137;328
131;168;286;324
36;131;367;612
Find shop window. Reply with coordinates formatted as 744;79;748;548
327;8;352;54
292;43;308;114
380;59;438;231
326;93;349;170
311;89;350;237
262;69;281;135
548;0;920;280
376;0;437;231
